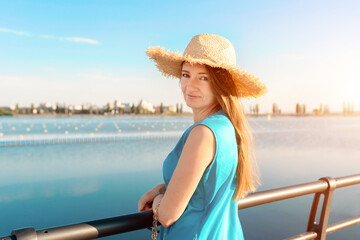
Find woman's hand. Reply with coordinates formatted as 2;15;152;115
138;184;165;212
152;193;164;215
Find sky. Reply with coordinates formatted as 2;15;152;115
0;0;359;113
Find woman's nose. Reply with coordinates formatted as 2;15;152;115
186;77;197;90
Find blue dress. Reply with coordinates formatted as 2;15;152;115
158;109;244;240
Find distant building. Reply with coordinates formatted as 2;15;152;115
343;102;354;114
123;103;134;109
0;107;11;111
312;104;329;115
296;103;306;115
249;104;259;115
138;99;155;113
272;103;281;114
114;100;125;114
324;105;330;114
168;105;177;113
39;102;52;108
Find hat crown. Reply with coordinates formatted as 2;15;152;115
183;34;237;66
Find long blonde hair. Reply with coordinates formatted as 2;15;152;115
206;65;260;201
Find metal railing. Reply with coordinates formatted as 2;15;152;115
1;174;359;240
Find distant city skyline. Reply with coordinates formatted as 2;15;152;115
1;0;359;114
2;98;357;115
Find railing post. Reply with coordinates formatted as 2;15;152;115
307;177;337;240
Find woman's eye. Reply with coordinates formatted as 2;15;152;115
200;76;208;81
182;73;190;78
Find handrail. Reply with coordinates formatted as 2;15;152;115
1;174;359;240
237;174;360;209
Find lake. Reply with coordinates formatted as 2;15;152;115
0;115;359;239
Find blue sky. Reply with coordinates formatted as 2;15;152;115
1;0;359;113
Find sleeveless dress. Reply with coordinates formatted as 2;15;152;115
158;109;244;240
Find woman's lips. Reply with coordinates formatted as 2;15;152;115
186;94;200;99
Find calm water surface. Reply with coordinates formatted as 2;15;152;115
0;116;359;239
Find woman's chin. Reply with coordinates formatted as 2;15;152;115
185;101;197;109
186;104;205;112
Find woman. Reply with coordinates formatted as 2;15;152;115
138;34;266;239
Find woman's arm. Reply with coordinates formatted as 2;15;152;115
152;125;215;227
138;183;166;212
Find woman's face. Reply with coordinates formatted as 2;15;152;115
180;62;217;111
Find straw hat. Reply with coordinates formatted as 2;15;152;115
146;34;266;98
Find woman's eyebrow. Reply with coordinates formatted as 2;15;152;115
181;70;207;75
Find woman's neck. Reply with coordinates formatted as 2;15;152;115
192;105;221;123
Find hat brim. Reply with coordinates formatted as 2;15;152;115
146;46;266;99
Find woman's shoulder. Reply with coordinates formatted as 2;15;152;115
198;109;233;133
181;110;233;144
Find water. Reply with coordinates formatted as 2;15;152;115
0;116;359;239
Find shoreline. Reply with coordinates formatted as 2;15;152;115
2;112;360;118
3;112;194;118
